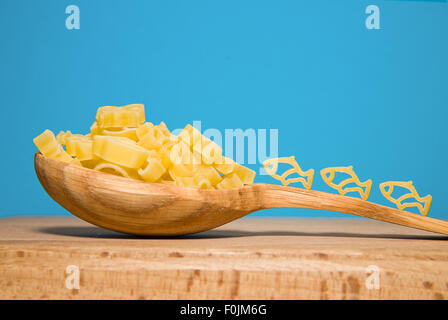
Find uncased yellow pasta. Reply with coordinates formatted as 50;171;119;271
233;163;256;185
33;130;80;165
33;104;257;190
93;161;141;180
217;173;244;190
136;122;154;140
96;104;145;129
65;136;96;161
213;156;237;175
56;130;72;146
92;135;149;169
196;165;222;186
138;157;166;182
34;130;62;157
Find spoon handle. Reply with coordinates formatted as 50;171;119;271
256;183;448;235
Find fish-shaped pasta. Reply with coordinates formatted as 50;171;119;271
379;181;432;216
320;166;372;200
263;156;314;189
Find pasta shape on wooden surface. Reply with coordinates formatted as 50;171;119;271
380;181;432;216
263;156;314;189
320;166;372;201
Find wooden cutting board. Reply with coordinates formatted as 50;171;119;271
0;216;447;300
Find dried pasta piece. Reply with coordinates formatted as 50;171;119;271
233;163;256;185
168;163;222;188
159;144;174;169
34;130;62;157
216;173;244;190
53;150;81;166
93;162;140;180
90;121;138;141
178;124;202;147
190;135;222;165
100;127;138;141
160;171;174;181
92;135;149;169
90;121;101;136
190;149;204;166
137;126;167;151
172;175;213;189
168;163;195;178
56;131;72;146
170;141;194;165
136;122;154;140
198;139;222;165
65;135;96;161
80;159;101;169
213;156;237;175
380;181;432;216
263;156;314;190
177;123;228;166
193;175;213;189
196;165;222;186
138;157;166;182
144;149;163;161
73;139;94;161
320;166;372;200
96;104;145;129
65;134;88;156
33;130;80;165
157;121;171;137
65;136;79;156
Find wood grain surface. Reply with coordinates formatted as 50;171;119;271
0;217;447;300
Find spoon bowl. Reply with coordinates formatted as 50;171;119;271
35;153;448;236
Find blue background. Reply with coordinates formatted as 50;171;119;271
0;0;446;219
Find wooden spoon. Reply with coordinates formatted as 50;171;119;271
34;153;448;236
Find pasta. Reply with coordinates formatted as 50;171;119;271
233;163;257;185
92;135;149;169
264;155;433;216
138;157;166;182
380;181;432;216
34;104;435;216
66;135;95;161
92;124;138;141
320;166;372;201
214;156;237;175
33;104;256;189
93;161;141;180
33;130;80;166
196;165;222;186
263;156;314;189
217;173;243;190
56;130;72;146
96;104;145;129
34;130;63;157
